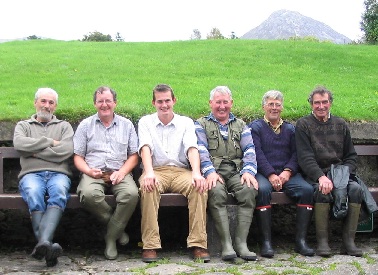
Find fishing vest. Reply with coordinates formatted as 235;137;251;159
197;117;245;171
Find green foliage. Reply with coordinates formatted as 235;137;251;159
82;31;112;42
190;29;201;40
230;31;238;39
26;35;41;40
361;0;378;44
288;36;332;43
206;27;225;39
0;39;377;124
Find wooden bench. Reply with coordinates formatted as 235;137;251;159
1;145;378;210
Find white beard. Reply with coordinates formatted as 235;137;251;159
37;110;52;122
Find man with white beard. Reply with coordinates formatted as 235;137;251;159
13;88;74;267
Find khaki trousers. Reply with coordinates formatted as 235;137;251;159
77;173;139;224
140;166;208;249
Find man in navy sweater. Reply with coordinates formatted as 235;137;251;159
249;90;314;258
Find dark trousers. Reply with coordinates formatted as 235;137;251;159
256;173;313;207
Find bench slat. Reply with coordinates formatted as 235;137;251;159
1;145;377;209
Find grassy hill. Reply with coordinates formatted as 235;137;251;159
1;39;377;123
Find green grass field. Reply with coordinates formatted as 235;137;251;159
1;39;377;123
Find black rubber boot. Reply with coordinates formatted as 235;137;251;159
315;203;332;257
35;207;63;267
340;203;363;257
30;211;44;260
294;206;315;256
256;207;274;258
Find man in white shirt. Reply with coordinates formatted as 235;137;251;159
138;84;209;263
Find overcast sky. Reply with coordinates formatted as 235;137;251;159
0;0;365;42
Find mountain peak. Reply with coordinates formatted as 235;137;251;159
241;10;351;44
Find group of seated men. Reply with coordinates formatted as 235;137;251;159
13;84;375;267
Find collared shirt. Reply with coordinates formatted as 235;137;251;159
137;112;198;168
263;116;283;134
73;113;138;171
311;111;331;122
195;112;257;177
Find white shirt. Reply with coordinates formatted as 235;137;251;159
137;113;198;168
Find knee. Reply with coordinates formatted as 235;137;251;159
235;186;257;206
258;184;271;196
79;188;105;205
300;185;314;198
118;189;139;205
208;187;228;202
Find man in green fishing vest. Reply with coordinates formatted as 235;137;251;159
195;86;259;261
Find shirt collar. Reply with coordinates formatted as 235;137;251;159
95;113;117;126
311;111;331;122
153;112;177;126
263;116;283;133
206;112;236;125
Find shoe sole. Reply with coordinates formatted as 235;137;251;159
142;258;159;263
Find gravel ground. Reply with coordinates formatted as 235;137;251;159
1;236;378;275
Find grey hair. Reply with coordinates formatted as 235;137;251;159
308;86;333;104
210;86;232;100
35;88;58;104
262;90;283;106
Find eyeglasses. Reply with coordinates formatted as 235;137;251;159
265;102;282;108
96;99;114;105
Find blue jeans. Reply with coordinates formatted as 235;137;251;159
19;171;71;213
256;172;313;208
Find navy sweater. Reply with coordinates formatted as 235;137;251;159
249;119;298;178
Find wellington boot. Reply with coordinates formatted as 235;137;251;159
30;211;44;260
35;208;63;264
104;218;126;260
340;203;363;257
118;232;129;246
209;208;236;261
235;208;256;261
85;200;113;225
315;203;332;257
45;243;63;267
294;206;315;256
256;207;274;258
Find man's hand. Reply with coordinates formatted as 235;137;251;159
241;172;259;190
206;172;224;190
318;175;333;195
88;168;103;179
192;171;207;194
53;140;60;146
109;170;126;185
268;174;282;191
141;171;159;192
279;170;291;186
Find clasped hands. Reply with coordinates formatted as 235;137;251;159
89;168;125;185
